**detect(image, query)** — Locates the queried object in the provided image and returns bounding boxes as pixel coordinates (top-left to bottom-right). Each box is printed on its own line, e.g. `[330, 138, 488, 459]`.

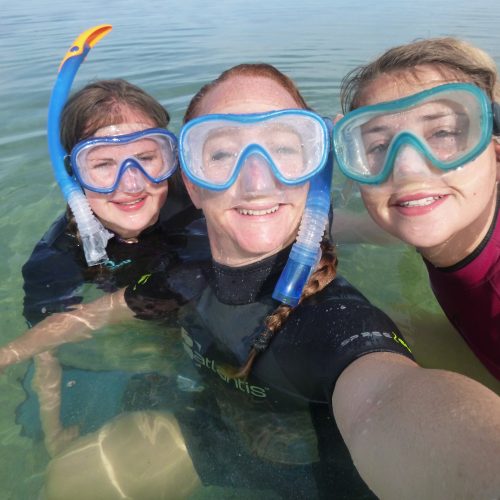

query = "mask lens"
[180, 110, 328, 190]
[334, 83, 491, 184]
[72, 129, 177, 192]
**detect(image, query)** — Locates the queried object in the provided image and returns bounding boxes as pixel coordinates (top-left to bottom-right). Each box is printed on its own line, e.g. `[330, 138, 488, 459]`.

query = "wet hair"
[61, 79, 170, 151]
[184, 63, 310, 123]
[340, 37, 500, 113]
[60, 79, 184, 244]
[184, 63, 337, 378]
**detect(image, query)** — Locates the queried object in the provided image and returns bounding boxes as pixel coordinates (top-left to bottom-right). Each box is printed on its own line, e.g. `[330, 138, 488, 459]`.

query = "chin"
[239, 235, 292, 257]
[396, 228, 449, 249]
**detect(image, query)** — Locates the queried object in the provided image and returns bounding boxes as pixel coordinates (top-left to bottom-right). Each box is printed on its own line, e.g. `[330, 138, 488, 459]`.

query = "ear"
[181, 172, 203, 209]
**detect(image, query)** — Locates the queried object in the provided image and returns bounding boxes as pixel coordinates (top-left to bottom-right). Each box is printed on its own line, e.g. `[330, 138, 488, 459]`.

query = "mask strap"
[493, 102, 500, 135]
[63, 155, 73, 176]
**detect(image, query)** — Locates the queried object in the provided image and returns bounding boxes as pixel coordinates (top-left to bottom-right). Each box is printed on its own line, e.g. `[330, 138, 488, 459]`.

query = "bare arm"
[332, 352, 500, 500]
[32, 351, 80, 456]
[0, 289, 135, 370]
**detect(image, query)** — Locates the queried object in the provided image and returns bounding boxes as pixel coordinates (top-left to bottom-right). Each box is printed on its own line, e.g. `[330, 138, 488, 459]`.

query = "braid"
[233, 239, 338, 379]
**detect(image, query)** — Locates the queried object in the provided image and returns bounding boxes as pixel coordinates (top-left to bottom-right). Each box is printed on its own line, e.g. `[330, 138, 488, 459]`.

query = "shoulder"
[286, 275, 404, 342]
[22, 213, 81, 276]
[39, 213, 74, 248]
[300, 275, 375, 314]
[272, 276, 413, 392]
[425, 196, 500, 280]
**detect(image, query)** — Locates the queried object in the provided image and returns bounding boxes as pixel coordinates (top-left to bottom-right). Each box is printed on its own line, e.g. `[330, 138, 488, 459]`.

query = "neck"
[210, 246, 291, 304]
[419, 184, 499, 267]
[115, 235, 140, 244]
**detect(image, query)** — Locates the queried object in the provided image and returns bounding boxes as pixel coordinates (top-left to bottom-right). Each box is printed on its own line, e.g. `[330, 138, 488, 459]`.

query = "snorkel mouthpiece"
[272, 118, 333, 306]
[47, 24, 113, 265]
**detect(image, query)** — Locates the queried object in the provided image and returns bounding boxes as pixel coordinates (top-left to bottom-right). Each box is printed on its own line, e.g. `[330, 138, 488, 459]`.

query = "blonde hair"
[341, 37, 500, 112]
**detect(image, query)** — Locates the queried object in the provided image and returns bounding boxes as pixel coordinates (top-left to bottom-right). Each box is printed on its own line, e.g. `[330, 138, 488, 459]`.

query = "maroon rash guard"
[424, 197, 500, 379]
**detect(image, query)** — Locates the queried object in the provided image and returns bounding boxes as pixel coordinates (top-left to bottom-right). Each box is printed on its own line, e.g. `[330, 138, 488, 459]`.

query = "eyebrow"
[87, 146, 159, 162]
[204, 127, 241, 142]
[362, 110, 466, 135]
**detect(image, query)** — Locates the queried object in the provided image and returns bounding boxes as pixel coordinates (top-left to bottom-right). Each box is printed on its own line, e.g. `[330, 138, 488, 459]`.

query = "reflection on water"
[0, 0, 499, 497]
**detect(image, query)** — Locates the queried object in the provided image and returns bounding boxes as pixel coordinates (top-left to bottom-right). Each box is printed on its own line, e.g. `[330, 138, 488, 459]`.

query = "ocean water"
[0, 0, 499, 497]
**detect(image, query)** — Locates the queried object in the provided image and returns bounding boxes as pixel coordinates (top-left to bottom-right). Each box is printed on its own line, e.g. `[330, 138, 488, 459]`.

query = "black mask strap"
[493, 102, 500, 136]
[64, 155, 73, 176]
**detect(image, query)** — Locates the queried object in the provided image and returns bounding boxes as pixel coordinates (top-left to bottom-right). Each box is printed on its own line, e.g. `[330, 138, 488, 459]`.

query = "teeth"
[119, 198, 143, 206]
[238, 205, 279, 216]
[399, 196, 443, 208]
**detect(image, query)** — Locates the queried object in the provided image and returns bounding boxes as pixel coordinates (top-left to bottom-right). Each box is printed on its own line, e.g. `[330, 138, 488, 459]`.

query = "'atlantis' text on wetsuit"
[181, 328, 269, 398]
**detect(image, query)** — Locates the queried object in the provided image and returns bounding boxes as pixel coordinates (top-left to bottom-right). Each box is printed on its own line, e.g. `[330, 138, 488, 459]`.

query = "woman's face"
[184, 75, 309, 266]
[356, 65, 500, 265]
[83, 108, 168, 239]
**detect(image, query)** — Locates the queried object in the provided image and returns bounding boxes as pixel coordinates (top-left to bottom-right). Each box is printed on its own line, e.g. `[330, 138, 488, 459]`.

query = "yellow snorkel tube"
[47, 24, 113, 265]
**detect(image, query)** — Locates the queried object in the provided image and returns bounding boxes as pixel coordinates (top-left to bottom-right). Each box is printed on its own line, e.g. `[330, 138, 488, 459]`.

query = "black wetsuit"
[22, 193, 203, 326]
[18, 193, 209, 438]
[125, 247, 414, 499]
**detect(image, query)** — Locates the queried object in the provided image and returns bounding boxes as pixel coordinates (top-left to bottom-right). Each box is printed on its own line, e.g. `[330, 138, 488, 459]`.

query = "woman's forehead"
[359, 65, 465, 106]
[196, 75, 300, 116]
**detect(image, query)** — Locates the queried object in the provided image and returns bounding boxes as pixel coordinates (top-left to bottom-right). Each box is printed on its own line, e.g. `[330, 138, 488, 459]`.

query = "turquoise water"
[1, 0, 500, 497]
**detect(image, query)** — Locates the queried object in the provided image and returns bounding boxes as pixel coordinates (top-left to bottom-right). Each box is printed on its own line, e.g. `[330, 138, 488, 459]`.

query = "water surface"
[1, 0, 499, 497]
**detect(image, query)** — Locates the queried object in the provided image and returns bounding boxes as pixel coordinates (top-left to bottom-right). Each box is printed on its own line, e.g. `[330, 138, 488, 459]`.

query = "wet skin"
[83, 109, 169, 240]
[184, 75, 309, 267]
[356, 66, 500, 266]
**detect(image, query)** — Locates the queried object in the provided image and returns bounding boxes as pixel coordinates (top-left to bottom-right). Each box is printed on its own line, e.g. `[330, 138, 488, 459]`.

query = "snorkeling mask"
[333, 83, 497, 185]
[69, 128, 178, 193]
[179, 110, 332, 306]
[179, 109, 329, 190]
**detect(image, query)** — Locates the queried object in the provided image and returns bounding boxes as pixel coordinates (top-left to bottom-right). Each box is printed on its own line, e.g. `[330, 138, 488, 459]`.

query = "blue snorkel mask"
[47, 25, 114, 265]
[179, 110, 333, 306]
[69, 127, 178, 194]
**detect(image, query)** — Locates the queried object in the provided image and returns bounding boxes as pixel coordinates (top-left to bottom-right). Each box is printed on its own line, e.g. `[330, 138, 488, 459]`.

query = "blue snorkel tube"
[272, 117, 333, 306]
[47, 25, 113, 265]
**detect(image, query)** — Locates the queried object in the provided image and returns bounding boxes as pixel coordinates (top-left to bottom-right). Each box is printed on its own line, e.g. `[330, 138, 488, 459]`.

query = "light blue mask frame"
[333, 83, 494, 185]
[70, 128, 179, 193]
[179, 109, 330, 191]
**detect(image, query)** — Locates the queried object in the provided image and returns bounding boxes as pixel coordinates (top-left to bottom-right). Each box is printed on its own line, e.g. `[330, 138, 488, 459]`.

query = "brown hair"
[184, 63, 337, 378]
[61, 79, 184, 241]
[340, 37, 500, 112]
[61, 79, 170, 151]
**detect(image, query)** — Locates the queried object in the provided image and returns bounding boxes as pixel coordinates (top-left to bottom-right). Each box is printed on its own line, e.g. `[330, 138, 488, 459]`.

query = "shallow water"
[1, 0, 499, 497]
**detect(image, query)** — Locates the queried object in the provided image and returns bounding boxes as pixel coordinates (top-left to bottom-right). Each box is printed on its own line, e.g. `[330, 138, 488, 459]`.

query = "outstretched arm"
[333, 352, 500, 500]
[0, 289, 134, 371]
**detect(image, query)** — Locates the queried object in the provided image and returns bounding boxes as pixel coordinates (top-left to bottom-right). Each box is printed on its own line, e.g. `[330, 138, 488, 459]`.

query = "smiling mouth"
[237, 205, 280, 216]
[114, 197, 145, 206]
[397, 195, 445, 208]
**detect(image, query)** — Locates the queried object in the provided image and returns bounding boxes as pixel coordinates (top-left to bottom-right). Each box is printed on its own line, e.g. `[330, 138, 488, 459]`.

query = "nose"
[237, 153, 278, 195]
[116, 164, 147, 194]
[391, 144, 437, 181]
